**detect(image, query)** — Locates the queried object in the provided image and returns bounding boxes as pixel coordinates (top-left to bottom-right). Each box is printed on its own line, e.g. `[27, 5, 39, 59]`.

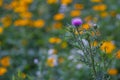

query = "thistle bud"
[71, 18, 83, 27]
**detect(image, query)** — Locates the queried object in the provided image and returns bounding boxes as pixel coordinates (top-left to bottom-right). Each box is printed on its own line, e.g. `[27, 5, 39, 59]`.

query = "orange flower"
[74, 4, 84, 10]
[47, 0, 58, 4]
[108, 68, 118, 76]
[0, 27, 3, 34]
[49, 37, 62, 44]
[70, 10, 81, 17]
[14, 19, 30, 26]
[52, 49, 58, 54]
[110, 11, 117, 17]
[22, 73, 26, 79]
[20, 11, 32, 19]
[90, 0, 102, 3]
[46, 57, 55, 67]
[53, 22, 62, 29]
[54, 13, 65, 21]
[33, 19, 45, 28]
[14, 6, 28, 13]
[0, 0, 3, 7]
[22, 0, 33, 4]
[93, 4, 107, 11]
[10, 1, 18, 9]
[100, 41, 115, 54]
[58, 57, 64, 63]
[84, 16, 93, 22]
[0, 67, 7, 76]
[61, 0, 72, 5]
[116, 50, 120, 59]
[0, 56, 10, 67]
[82, 23, 90, 30]
[100, 12, 109, 18]
[1, 16, 12, 27]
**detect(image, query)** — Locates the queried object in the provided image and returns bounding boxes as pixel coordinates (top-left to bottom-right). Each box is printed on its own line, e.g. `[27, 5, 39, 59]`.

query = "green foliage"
[0, 0, 120, 80]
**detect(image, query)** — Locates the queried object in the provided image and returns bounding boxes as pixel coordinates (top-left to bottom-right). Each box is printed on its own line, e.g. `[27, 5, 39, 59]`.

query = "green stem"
[75, 28, 90, 60]
[76, 28, 97, 79]
[89, 42, 97, 79]
[72, 28, 87, 61]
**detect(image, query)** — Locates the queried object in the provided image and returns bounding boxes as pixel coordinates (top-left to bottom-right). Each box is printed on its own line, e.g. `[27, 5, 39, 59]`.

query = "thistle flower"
[71, 18, 83, 27]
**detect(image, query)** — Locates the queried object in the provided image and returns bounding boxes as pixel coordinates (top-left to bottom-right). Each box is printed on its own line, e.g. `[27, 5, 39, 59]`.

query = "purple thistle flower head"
[71, 18, 83, 27]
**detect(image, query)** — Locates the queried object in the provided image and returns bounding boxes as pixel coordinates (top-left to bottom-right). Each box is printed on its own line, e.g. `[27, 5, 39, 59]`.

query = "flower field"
[0, 0, 120, 80]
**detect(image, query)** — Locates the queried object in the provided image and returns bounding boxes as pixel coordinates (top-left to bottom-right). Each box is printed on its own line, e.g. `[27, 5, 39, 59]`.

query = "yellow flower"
[1, 16, 12, 27]
[14, 19, 30, 26]
[48, 49, 58, 54]
[22, 0, 33, 4]
[74, 4, 84, 10]
[20, 11, 32, 19]
[92, 4, 107, 11]
[10, 1, 19, 9]
[93, 17, 98, 23]
[58, 57, 64, 63]
[46, 27, 52, 32]
[0, 67, 7, 76]
[4, 4, 12, 10]
[0, 56, 10, 67]
[49, 37, 62, 44]
[70, 10, 81, 17]
[91, 41, 98, 47]
[61, 42, 68, 48]
[91, 31, 95, 36]
[14, 6, 28, 13]
[54, 13, 65, 21]
[116, 50, 120, 59]
[74, 28, 83, 35]
[47, 0, 58, 4]
[22, 73, 26, 79]
[108, 68, 118, 76]
[52, 49, 58, 54]
[100, 12, 109, 18]
[53, 22, 62, 29]
[0, 27, 3, 34]
[33, 19, 45, 28]
[93, 30, 100, 36]
[84, 16, 93, 22]
[90, 0, 102, 3]
[61, 0, 72, 5]
[0, 0, 3, 7]
[100, 41, 115, 54]
[46, 58, 55, 67]
[110, 11, 117, 17]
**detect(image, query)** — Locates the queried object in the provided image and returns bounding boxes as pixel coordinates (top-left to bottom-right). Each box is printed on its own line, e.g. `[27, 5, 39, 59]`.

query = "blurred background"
[0, 0, 120, 80]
